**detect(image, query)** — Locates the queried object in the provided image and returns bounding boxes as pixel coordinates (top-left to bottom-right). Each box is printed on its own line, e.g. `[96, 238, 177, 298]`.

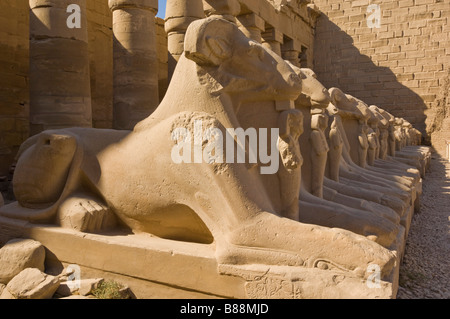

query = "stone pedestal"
[165, 0, 204, 81]
[29, 0, 92, 135]
[0, 216, 397, 299]
[109, 0, 159, 130]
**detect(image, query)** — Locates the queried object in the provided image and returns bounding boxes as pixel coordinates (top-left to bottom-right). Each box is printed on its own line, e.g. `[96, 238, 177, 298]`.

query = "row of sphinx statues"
[0, 17, 430, 294]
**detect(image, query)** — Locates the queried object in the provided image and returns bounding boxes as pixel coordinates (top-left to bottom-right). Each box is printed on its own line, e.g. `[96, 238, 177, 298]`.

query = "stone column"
[165, 0, 204, 81]
[109, 0, 159, 130]
[262, 27, 283, 56]
[29, 0, 92, 135]
[281, 39, 301, 67]
[237, 13, 265, 43]
[203, 0, 241, 22]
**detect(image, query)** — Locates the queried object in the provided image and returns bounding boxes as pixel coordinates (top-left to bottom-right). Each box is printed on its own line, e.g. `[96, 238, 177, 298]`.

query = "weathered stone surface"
[109, 0, 159, 130]
[4, 268, 60, 299]
[0, 239, 45, 284]
[79, 278, 104, 296]
[55, 281, 75, 297]
[117, 286, 134, 299]
[29, 0, 92, 136]
[0, 286, 15, 299]
[56, 278, 104, 297]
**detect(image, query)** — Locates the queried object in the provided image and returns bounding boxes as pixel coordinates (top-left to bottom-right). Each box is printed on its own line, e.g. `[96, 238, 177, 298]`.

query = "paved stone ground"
[397, 155, 450, 299]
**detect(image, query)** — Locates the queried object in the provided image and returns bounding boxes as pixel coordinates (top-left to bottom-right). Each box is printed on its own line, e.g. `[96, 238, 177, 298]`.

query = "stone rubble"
[0, 239, 45, 284]
[56, 278, 104, 297]
[0, 238, 132, 299]
[1, 268, 60, 299]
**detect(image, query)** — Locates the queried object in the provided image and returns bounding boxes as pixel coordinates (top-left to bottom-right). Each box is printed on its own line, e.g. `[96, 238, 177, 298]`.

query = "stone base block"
[0, 216, 397, 299]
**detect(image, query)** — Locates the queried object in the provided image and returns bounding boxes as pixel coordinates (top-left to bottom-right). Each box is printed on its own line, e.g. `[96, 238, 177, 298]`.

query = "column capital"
[262, 28, 284, 44]
[203, 0, 241, 20]
[30, 0, 84, 10]
[237, 13, 265, 31]
[165, 0, 204, 33]
[281, 38, 302, 52]
[165, 0, 204, 20]
[109, 0, 158, 12]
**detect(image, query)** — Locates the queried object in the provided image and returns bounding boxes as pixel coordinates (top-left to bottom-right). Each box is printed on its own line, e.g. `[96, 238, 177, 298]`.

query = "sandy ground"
[396, 155, 450, 299]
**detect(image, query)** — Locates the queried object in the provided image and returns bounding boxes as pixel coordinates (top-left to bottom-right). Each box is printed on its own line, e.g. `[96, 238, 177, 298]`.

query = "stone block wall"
[0, 1, 169, 176]
[237, 0, 319, 69]
[0, 0, 29, 176]
[313, 0, 450, 155]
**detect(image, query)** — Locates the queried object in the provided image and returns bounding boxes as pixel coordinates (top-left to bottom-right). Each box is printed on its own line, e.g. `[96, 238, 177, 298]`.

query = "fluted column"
[29, 0, 92, 135]
[262, 27, 283, 56]
[203, 0, 240, 22]
[165, 0, 204, 81]
[109, 0, 159, 130]
[237, 13, 265, 43]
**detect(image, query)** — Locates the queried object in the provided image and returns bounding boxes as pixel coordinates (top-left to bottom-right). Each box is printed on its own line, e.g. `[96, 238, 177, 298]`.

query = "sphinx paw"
[57, 195, 117, 233]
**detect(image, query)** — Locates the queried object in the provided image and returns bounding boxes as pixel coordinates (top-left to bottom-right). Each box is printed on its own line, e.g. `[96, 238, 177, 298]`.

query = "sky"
[157, 0, 167, 19]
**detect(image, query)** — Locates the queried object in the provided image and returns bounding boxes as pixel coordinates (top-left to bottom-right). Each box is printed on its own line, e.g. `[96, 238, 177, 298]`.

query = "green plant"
[91, 280, 127, 299]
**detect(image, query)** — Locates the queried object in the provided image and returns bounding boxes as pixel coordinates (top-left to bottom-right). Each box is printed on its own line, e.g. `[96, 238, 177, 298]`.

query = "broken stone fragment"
[118, 286, 133, 299]
[3, 268, 60, 299]
[80, 278, 105, 296]
[78, 278, 104, 296]
[0, 239, 45, 284]
[54, 281, 76, 297]
[56, 278, 104, 297]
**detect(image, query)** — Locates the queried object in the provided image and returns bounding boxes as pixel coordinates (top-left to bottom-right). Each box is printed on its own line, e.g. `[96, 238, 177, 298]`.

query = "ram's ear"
[184, 18, 234, 66]
[329, 87, 342, 104]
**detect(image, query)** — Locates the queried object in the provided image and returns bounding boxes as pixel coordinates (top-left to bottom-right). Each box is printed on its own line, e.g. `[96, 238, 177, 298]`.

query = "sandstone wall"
[313, 0, 450, 156]
[0, 1, 169, 176]
[238, 0, 318, 69]
[0, 0, 319, 177]
[0, 1, 29, 176]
